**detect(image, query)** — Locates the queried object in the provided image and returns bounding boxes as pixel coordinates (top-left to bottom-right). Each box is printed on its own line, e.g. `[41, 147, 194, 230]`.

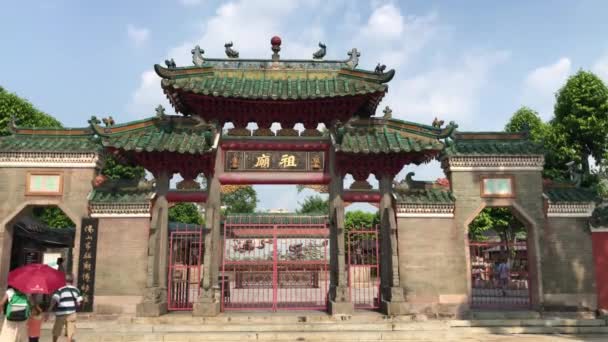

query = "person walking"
[26, 305, 42, 342]
[46, 274, 82, 342]
[56, 258, 65, 274]
[0, 286, 31, 342]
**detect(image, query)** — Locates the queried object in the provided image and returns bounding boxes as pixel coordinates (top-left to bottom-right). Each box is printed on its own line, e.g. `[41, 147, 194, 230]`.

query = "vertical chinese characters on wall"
[77, 218, 99, 312]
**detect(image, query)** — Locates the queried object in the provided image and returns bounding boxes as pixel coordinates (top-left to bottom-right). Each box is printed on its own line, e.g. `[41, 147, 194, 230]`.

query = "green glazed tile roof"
[0, 129, 100, 152]
[544, 187, 597, 203]
[224, 213, 328, 225]
[334, 118, 452, 154]
[394, 189, 455, 204]
[91, 117, 215, 154]
[442, 132, 544, 156]
[161, 75, 386, 100]
[336, 130, 444, 154]
[88, 188, 155, 204]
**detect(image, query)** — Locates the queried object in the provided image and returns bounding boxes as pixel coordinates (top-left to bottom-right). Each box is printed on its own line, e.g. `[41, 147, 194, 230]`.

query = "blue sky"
[2, 1, 608, 212]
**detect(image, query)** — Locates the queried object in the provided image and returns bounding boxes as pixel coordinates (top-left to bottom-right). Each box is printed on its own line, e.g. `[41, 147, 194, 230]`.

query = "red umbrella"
[8, 264, 66, 294]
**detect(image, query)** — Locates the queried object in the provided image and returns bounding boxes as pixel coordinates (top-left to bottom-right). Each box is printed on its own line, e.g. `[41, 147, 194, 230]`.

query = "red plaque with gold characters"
[225, 151, 325, 172]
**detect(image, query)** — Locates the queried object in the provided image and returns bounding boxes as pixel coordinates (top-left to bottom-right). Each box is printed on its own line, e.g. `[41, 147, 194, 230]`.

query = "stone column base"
[192, 301, 221, 316]
[381, 300, 410, 316]
[136, 302, 167, 317]
[329, 300, 355, 315]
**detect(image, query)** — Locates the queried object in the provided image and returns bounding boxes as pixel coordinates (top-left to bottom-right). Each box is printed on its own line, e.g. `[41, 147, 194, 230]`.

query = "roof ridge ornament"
[271, 36, 281, 61]
[165, 58, 176, 69]
[102, 116, 115, 127]
[191, 45, 205, 66]
[225, 41, 239, 58]
[312, 42, 326, 60]
[432, 117, 445, 128]
[155, 104, 166, 118]
[346, 48, 360, 69]
[375, 63, 386, 74]
[382, 106, 392, 119]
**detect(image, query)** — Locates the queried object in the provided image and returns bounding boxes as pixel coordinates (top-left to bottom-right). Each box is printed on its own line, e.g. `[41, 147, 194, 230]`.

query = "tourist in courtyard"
[47, 274, 82, 342]
[0, 286, 31, 342]
[27, 305, 43, 342]
[498, 259, 511, 296]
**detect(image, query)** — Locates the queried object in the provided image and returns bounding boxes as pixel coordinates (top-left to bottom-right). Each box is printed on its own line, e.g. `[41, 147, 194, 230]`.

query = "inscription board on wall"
[77, 218, 99, 312]
[225, 151, 325, 172]
[481, 177, 514, 197]
[26, 173, 63, 195]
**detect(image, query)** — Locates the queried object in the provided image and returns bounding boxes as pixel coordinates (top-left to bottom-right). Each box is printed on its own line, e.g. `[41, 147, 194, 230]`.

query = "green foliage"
[344, 210, 380, 229]
[296, 195, 329, 214]
[101, 156, 145, 181]
[468, 207, 525, 242]
[32, 206, 75, 229]
[221, 186, 258, 214]
[504, 106, 575, 180]
[553, 70, 608, 179]
[168, 203, 204, 225]
[0, 87, 62, 135]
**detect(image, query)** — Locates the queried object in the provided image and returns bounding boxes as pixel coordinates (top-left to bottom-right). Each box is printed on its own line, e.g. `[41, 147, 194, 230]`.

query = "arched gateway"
[0, 37, 602, 318]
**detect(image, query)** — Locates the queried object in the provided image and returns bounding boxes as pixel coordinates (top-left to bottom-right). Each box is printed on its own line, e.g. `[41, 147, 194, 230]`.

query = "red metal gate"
[347, 225, 380, 309]
[470, 241, 530, 309]
[168, 223, 204, 311]
[221, 223, 329, 311]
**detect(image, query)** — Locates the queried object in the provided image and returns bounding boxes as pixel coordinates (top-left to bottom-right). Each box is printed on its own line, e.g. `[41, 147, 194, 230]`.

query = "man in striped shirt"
[47, 274, 82, 342]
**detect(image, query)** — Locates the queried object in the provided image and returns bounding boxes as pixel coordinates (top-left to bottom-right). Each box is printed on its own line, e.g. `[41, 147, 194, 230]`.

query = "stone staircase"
[39, 312, 608, 341]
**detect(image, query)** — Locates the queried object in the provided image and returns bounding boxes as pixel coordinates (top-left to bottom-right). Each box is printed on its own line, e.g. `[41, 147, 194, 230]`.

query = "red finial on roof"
[271, 36, 282, 46]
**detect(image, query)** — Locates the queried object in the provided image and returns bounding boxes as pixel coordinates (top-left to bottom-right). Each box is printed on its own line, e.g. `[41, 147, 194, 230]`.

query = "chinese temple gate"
[0, 36, 605, 318]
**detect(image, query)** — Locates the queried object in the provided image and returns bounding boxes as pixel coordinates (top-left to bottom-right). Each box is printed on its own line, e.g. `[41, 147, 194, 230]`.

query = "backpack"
[5, 290, 30, 321]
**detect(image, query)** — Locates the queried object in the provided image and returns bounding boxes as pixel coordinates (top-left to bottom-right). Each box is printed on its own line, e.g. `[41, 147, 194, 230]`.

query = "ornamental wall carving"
[396, 203, 455, 218]
[442, 155, 544, 172]
[0, 152, 99, 168]
[546, 202, 595, 218]
[89, 202, 152, 218]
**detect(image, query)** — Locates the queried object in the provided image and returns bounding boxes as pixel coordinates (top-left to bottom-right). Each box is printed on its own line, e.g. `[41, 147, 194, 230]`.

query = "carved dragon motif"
[312, 42, 326, 59]
[224, 41, 239, 58]
[191, 45, 205, 66]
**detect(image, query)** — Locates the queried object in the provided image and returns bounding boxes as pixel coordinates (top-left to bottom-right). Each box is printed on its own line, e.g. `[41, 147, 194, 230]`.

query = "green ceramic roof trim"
[89, 116, 215, 154]
[0, 127, 100, 153]
[334, 118, 455, 154]
[394, 189, 455, 204]
[224, 213, 328, 225]
[544, 187, 597, 203]
[442, 131, 544, 156]
[88, 188, 155, 204]
[159, 75, 387, 101]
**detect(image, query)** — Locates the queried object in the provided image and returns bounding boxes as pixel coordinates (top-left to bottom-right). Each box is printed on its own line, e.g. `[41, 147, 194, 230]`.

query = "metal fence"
[221, 223, 330, 311]
[469, 241, 530, 309]
[168, 223, 204, 311]
[347, 225, 380, 309]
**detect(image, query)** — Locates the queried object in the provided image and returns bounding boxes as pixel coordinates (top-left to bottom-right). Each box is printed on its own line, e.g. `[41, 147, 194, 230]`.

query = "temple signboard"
[225, 151, 325, 172]
[77, 218, 99, 312]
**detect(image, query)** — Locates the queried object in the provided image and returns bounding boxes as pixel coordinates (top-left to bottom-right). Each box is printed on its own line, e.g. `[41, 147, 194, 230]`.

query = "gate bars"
[168, 223, 205, 311]
[222, 223, 330, 311]
[347, 225, 380, 309]
[469, 241, 530, 309]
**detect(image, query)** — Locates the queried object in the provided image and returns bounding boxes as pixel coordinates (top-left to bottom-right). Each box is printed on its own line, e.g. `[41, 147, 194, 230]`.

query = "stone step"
[467, 310, 541, 320]
[450, 318, 607, 327]
[41, 327, 608, 342]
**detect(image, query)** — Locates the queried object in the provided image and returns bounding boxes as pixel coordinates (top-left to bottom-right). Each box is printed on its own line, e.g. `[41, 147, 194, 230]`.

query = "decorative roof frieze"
[0, 151, 99, 168]
[89, 202, 152, 218]
[546, 202, 595, 218]
[395, 203, 455, 218]
[442, 155, 544, 172]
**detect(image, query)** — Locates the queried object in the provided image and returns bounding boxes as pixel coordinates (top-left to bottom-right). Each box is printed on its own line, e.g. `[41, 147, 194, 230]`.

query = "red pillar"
[592, 231, 608, 311]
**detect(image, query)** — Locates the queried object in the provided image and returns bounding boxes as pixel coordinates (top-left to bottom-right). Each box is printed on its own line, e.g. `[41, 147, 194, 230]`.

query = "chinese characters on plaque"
[77, 218, 98, 312]
[226, 151, 324, 172]
[481, 177, 514, 197]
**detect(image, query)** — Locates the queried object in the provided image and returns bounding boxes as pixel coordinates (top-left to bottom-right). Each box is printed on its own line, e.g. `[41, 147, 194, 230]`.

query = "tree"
[504, 106, 574, 180]
[553, 70, 608, 181]
[101, 155, 145, 181]
[0, 86, 62, 135]
[296, 195, 329, 214]
[168, 203, 204, 225]
[32, 206, 75, 229]
[221, 186, 257, 214]
[344, 210, 380, 230]
[468, 207, 526, 244]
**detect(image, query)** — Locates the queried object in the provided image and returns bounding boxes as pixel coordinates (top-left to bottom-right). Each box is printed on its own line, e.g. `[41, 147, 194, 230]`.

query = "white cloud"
[383, 50, 510, 125]
[522, 57, 572, 119]
[126, 70, 173, 118]
[593, 53, 608, 82]
[178, 0, 203, 6]
[127, 24, 150, 47]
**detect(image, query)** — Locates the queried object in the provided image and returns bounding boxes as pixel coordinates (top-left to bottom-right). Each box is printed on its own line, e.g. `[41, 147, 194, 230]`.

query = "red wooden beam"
[343, 190, 381, 203]
[219, 172, 331, 185]
[220, 141, 330, 151]
[166, 191, 208, 203]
